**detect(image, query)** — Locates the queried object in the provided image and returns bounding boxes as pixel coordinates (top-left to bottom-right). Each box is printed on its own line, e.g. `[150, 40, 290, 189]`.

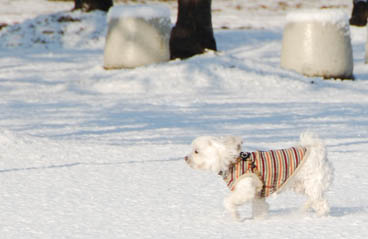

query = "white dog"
[184, 132, 333, 220]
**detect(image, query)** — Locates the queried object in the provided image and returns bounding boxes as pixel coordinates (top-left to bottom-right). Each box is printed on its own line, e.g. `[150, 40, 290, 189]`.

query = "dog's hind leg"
[312, 198, 329, 216]
[223, 175, 263, 221]
[302, 193, 329, 216]
[299, 132, 333, 216]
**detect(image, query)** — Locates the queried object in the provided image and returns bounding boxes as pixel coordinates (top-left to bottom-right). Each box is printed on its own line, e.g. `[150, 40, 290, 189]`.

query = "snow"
[0, 0, 368, 238]
[0, 10, 107, 49]
[0, 0, 70, 24]
[286, 9, 349, 26]
[107, 4, 171, 22]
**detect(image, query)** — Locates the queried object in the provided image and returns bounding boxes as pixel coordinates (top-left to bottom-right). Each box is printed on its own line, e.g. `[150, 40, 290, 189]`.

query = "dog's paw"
[252, 213, 268, 220]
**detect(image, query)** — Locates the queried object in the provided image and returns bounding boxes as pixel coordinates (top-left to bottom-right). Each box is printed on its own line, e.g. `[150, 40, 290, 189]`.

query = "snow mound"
[0, 10, 107, 49]
[107, 4, 171, 22]
[286, 9, 349, 30]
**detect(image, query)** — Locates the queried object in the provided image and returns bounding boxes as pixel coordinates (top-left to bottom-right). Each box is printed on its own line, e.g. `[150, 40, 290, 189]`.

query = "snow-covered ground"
[0, 0, 367, 238]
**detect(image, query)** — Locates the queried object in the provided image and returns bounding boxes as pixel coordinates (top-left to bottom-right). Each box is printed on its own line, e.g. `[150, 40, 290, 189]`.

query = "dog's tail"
[299, 131, 332, 176]
[300, 131, 324, 148]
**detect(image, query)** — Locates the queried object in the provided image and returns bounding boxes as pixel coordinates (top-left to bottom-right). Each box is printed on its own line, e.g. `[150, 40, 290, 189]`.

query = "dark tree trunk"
[350, 0, 368, 26]
[170, 0, 217, 59]
[73, 0, 113, 12]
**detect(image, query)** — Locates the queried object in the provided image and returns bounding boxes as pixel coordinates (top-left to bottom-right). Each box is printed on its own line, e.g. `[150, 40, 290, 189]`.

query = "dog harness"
[222, 147, 308, 197]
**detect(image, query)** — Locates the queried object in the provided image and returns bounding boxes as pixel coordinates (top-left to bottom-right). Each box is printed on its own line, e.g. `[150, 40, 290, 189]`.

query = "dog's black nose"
[184, 156, 188, 161]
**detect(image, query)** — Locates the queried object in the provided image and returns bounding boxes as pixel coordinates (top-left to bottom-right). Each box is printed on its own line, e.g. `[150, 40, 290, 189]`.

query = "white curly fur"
[184, 132, 333, 221]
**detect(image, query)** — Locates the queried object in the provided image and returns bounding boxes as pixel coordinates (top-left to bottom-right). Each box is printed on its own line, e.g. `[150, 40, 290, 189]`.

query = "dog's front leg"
[252, 197, 269, 219]
[223, 176, 261, 221]
[223, 195, 241, 221]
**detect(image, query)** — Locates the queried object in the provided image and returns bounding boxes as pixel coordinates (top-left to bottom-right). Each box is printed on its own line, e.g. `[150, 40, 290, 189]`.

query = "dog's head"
[184, 136, 243, 173]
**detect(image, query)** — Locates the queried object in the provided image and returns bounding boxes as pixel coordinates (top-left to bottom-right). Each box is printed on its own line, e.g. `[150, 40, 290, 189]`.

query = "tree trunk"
[169, 0, 217, 59]
[350, 0, 368, 26]
[73, 0, 113, 12]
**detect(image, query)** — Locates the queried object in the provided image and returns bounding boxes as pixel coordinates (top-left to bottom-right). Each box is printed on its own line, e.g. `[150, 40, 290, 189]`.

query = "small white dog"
[184, 132, 333, 220]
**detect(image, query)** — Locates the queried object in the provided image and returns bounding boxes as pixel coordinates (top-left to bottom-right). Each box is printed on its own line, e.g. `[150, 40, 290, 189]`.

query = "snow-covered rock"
[103, 4, 171, 69]
[281, 9, 353, 79]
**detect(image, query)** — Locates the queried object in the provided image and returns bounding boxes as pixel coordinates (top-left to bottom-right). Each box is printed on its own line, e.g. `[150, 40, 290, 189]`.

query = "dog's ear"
[207, 139, 212, 146]
[222, 136, 243, 152]
[222, 136, 242, 145]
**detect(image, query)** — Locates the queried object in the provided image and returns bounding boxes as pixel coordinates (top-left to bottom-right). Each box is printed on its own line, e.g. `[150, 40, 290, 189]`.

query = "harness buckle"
[240, 152, 251, 160]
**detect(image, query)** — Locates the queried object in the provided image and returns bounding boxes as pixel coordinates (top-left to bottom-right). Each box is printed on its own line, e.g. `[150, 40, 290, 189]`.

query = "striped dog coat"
[222, 147, 308, 197]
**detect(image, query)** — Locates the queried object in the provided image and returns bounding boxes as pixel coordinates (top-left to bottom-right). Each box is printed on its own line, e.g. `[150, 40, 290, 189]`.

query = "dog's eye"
[194, 150, 199, 154]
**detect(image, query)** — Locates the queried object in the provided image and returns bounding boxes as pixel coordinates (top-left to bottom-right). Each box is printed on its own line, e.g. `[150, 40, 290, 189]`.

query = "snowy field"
[0, 0, 368, 238]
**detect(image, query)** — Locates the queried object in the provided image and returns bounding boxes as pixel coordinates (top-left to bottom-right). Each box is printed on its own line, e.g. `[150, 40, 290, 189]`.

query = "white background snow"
[0, 0, 367, 238]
